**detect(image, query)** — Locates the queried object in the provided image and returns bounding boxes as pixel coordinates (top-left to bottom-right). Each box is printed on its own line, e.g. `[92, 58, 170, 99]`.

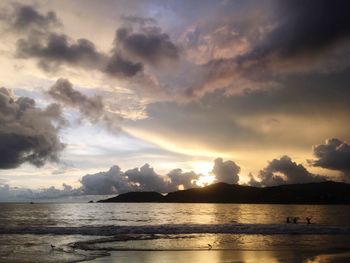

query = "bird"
[208, 244, 212, 250]
[50, 244, 56, 249]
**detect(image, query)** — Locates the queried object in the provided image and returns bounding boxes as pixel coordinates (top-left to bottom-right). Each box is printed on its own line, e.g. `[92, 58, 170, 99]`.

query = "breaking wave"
[1, 224, 350, 236]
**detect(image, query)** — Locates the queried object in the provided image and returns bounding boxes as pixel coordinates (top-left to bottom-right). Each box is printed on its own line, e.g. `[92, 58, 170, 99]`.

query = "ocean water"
[0, 203, 350, 262]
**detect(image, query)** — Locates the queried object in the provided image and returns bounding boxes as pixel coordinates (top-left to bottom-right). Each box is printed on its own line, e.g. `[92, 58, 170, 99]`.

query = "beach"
[1, 203, 350, 263]
[86, 251, 350, 263]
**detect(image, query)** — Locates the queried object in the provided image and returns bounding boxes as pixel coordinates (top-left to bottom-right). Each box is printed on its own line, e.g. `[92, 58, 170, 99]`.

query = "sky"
[0, 0, 350, 201]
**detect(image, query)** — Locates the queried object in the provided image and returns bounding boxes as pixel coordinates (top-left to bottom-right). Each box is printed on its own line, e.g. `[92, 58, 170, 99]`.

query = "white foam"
[1, 224, 350, 236]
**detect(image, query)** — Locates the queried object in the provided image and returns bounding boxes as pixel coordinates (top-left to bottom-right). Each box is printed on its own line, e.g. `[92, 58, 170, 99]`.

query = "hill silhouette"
[98, 181, 350, 204]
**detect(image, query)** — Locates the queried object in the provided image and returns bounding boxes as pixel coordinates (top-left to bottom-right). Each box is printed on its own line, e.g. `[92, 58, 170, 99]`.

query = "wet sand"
[0, 234, 108, 263]
[85, 250, 350, 263]
[2, 233, 350, 263]
[78, 233, 350, 263]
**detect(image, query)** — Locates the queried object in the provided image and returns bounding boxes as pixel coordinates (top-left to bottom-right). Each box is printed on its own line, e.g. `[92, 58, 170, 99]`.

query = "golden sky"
[0, 0, 350, 200]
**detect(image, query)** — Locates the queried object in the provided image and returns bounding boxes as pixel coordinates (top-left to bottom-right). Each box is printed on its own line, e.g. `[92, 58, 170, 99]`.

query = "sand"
[85, 250, 350, 263]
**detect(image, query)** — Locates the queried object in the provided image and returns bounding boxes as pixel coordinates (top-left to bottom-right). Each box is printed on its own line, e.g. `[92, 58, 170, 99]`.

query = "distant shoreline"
[98, 181, 350, 204]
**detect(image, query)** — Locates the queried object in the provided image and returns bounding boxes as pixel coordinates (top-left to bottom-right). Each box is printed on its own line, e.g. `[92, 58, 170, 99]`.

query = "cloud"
[80, 157, 243, 195]
[48, 78, 122, 131]
[1, 3, 60, 33]
[183, 0, 350, 98]
[310, 138, 350, 180]
[80, 166, 127, 195]
[80, 163, 202, 195]
[0, 183, 81, 201]
[247, 173, 261, 188]
[127, 98, 259, 150]
[124, 164, 169, 192]
[269, 0, 350, 58]
[249, 156, 326, 187]
[7, 4, 143, 78]
[132, 64, 350, 152]
[167, 169, 200, 191]
[212, 158, 240, 184]
[115, 24, 179, 65]
[48, 78, 104, 121]
[11, 5, 177, 78]
[0, 87, 65, 169]
[105, 53, 143, 77]
[16, 32, 107, 72]
[80, 165, 162, 195]
[121, 15, 157, 27]
[237, 0, 350, 67]
[16, 31, 144, 77]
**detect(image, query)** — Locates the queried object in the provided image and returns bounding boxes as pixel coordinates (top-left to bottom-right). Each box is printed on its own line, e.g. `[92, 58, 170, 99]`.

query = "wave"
[1, 224, 350, 236]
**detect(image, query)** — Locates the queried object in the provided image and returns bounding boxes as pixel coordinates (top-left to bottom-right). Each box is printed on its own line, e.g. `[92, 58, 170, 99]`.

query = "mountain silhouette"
[98, 181, 350, 204]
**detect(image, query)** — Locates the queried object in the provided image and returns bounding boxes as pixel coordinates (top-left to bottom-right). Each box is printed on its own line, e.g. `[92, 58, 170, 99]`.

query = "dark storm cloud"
[272, 0, 350, 57]
[249, 156, 326, 187]
[187, 0, 350, 98]
[189, 0, 350, 99]
[115, 24, 179, 65]
[239, 0, 350, 64]
[0, 87, 65, 169]
[212, 158, 240, 184]
[1, 3, 60, 32]
[310, 138, 350, 178]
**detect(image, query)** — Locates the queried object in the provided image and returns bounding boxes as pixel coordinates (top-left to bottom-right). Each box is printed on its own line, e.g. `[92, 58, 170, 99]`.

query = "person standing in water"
[306, 217, 312, 224]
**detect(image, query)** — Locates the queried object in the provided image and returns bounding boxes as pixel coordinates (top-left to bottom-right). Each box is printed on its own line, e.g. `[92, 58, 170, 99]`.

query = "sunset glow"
[0, 0, 349, 198]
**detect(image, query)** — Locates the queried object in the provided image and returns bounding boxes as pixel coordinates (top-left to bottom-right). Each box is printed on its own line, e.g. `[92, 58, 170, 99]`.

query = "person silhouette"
[306, 217, 312, 224]
[286, 217, 291, 224]
[293, 217, 299, 224]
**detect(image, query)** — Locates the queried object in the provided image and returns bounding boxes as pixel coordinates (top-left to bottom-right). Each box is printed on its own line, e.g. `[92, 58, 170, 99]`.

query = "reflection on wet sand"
[78, 234, 350, 263]
[86, 250, 281, 263]
[87, 250, 350, 263]
[306, 253, 350, 263]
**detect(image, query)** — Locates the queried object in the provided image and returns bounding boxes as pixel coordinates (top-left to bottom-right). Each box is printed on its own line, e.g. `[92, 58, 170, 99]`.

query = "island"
[98, 181, 350, 204]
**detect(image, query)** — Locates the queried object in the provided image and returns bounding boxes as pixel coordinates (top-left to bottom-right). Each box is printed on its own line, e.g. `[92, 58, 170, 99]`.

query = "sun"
[189, 161, 216, 187]
[196, 175, 216, 187]
[191, 161, 213, 175]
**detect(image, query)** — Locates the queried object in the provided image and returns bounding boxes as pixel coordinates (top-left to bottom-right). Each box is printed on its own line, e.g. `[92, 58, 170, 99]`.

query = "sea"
[0, 203, 350, 263]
